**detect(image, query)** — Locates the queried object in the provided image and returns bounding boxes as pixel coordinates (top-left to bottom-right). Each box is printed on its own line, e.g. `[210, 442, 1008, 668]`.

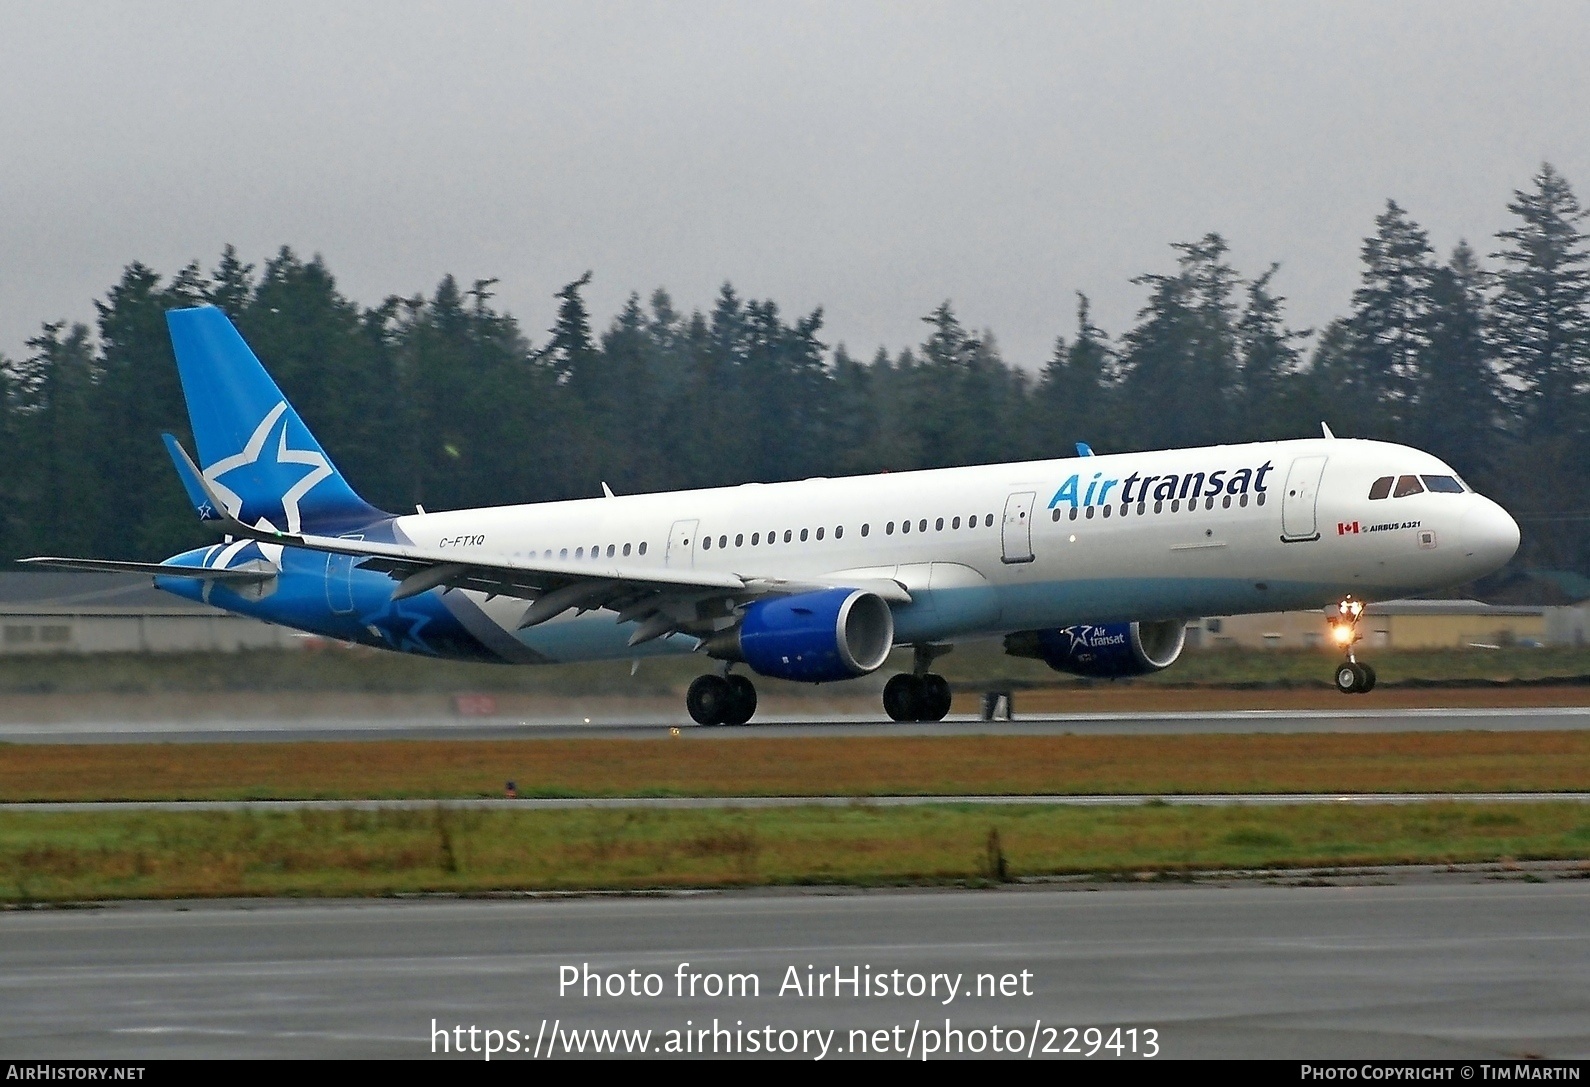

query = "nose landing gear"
[1329, 596, 1377, 695]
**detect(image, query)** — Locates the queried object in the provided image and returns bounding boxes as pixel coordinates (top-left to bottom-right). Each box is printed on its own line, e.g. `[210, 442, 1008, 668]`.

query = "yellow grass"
[2, 731, 1589, 801]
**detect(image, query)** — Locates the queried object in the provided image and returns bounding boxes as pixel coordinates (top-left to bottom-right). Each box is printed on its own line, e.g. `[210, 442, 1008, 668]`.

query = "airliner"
[25, 306, 1521, 724]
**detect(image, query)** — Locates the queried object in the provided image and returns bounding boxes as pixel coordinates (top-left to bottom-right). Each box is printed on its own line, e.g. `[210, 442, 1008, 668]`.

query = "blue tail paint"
[165, 306, 386, 533]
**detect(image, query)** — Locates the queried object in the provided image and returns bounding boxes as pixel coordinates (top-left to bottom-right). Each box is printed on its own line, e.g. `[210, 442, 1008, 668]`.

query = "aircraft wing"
[159, 437, 906, 645]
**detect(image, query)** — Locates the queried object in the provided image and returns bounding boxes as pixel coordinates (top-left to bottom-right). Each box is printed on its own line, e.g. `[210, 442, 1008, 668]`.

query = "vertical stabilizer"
[165, 306, 385, 533]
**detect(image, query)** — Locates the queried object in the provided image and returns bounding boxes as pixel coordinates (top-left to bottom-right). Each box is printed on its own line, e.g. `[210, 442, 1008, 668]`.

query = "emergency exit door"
[1001, 492, 1035, 564]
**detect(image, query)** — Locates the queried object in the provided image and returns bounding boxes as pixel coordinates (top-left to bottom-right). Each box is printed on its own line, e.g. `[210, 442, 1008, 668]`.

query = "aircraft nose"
[1460, 497, 1520, 574]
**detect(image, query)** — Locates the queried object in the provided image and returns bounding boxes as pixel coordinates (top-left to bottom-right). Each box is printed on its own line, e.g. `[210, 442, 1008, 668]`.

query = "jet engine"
[1004, 619, 1186, 678]
[704, 587, 895, 683]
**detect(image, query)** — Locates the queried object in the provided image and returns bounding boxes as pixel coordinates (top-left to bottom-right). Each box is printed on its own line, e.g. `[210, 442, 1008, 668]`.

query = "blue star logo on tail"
[203, 402, 332, 534]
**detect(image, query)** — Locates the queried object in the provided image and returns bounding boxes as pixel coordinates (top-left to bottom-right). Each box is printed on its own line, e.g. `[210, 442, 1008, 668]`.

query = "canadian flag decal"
[1337, 521, 1360, 535]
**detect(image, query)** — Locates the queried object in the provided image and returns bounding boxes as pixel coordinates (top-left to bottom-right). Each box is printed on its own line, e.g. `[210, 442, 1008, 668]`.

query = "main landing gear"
[882, 644, 954, 723]
[1329, 596, 1377, 695]
[686, 672, 758, 726]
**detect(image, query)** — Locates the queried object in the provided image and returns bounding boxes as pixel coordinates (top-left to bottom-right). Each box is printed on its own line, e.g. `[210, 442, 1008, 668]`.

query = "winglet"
[164, 434, 296, 543]
[1321, 422, 1336, 439]
[162, 433, 226, 523]
[1075, 442, 1094, 457]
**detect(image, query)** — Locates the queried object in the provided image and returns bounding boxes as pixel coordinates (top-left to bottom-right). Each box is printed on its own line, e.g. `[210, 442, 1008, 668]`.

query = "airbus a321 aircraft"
[27, 306, 1521, 725]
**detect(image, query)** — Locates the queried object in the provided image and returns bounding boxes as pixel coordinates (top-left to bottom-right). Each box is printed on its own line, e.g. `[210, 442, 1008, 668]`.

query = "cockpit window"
[1393, 474, 1425, 498]
[1421, 474, 1464, 493]
[1368, 476, 1393, 500]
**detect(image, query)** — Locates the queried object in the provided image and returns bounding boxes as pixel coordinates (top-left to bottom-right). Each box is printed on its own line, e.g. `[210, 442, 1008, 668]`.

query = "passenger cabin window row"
[1368, 474, 1464, 500]
[539, 541, 649, 561]
[696, 514, 997, 550]
[1051, 491, 1265, 522]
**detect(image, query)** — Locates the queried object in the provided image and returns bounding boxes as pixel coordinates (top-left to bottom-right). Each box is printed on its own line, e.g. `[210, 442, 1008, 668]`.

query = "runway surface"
[4, 705, 1589, 744]
[9, 792, 1590, 813]
[2, 878, 1587, 1059]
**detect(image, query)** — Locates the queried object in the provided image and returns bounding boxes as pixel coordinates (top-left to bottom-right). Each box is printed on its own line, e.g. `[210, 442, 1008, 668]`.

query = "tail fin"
[165, 305, 386, 533]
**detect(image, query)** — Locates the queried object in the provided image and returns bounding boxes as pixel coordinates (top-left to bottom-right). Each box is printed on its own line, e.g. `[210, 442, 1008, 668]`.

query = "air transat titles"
[1048, 459, 1277, 510]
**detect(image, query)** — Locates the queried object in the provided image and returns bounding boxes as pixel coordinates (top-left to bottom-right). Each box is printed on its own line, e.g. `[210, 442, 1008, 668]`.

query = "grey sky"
[3, 1, 1587, 368]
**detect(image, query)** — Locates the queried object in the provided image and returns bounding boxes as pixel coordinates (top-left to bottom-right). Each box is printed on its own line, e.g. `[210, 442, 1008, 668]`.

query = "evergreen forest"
[6, 164, 1589, 580]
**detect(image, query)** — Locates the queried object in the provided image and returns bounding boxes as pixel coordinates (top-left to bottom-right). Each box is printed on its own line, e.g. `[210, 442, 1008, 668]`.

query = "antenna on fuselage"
[1320, 422, 1336, 439]
[601, 482, 616, 498]
[1075, 442, 1095, 457]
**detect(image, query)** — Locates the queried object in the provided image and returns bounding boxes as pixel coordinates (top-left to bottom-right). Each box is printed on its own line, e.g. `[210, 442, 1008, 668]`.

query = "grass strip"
[3, 802, 1588, 903]
[4, 732, 1590, 802]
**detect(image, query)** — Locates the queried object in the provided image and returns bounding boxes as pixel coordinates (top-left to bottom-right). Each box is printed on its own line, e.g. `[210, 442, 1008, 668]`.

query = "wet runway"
[3, 705, 1588, 744]
[3, 878, 1587, 1059]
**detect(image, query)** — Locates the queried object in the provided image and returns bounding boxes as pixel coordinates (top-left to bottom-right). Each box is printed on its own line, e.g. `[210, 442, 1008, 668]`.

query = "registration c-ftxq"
[28, 307, 1522, 724]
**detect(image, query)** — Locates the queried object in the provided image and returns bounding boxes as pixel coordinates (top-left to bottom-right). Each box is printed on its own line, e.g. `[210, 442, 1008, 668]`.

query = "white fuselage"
[387, 437, 1520, 663]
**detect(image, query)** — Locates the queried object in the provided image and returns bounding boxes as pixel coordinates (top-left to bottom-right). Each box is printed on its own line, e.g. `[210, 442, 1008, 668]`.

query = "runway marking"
[7, 792, 1590, 813]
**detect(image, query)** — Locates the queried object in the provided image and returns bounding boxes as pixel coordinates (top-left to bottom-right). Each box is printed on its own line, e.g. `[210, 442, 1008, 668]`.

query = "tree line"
[4, 164, 1588, 575]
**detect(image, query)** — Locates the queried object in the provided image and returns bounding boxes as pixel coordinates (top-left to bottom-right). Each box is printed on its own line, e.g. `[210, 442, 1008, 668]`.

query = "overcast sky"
[3, 1, 1587, 368]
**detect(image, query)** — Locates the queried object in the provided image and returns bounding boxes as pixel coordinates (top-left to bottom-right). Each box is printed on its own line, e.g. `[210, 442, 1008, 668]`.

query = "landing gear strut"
[687, 673, 758, 726]
[1329, 596, 1377, 695]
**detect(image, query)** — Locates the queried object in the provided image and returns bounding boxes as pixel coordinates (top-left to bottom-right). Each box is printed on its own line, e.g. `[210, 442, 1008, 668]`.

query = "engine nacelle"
[1005, 619, 1186, 678]
[705, 588, 895, 683]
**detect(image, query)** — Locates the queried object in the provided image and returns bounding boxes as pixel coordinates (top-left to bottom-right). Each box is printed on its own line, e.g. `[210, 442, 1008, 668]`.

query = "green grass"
[3, 802, 1587, 903]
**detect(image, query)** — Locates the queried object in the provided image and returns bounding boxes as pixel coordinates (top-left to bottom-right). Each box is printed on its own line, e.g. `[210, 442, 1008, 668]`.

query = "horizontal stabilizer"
[18, 556, 273, 582]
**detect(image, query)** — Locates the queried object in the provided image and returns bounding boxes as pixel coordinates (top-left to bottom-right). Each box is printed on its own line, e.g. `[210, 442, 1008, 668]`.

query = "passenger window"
[953, 516, 962, 529]
[607, 544, 616, 557]
[752, 532, 760, 545]
[886, 522, 894, 535]
[783, 530, 792, 543]
[835, 526, 843, 539]
[1368, 476, 1393, 500]
[622, 543, 631, 556]
[1069, 508, 1078, 521]
[576, 547, 584, 558]
[919, 519, 927, 532]
[985, 514, 994, 527]
[735, 534, 743, 547]
[935, 517, 944, 531]
[1393, 475, 1425, 498]
[1421, 475, 1464, 493]
[638, 542, 647, 556]
[815, 527, 824, 540]
[1051, 509, 1061, 522]
[861, 524, 869, 537]
[799, 529, 808, 542]
[719, 535, 727, 549]
[1085, 507, 1095, 519]
[702, 538, 711, 551]
[902, 520, 911, 534]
